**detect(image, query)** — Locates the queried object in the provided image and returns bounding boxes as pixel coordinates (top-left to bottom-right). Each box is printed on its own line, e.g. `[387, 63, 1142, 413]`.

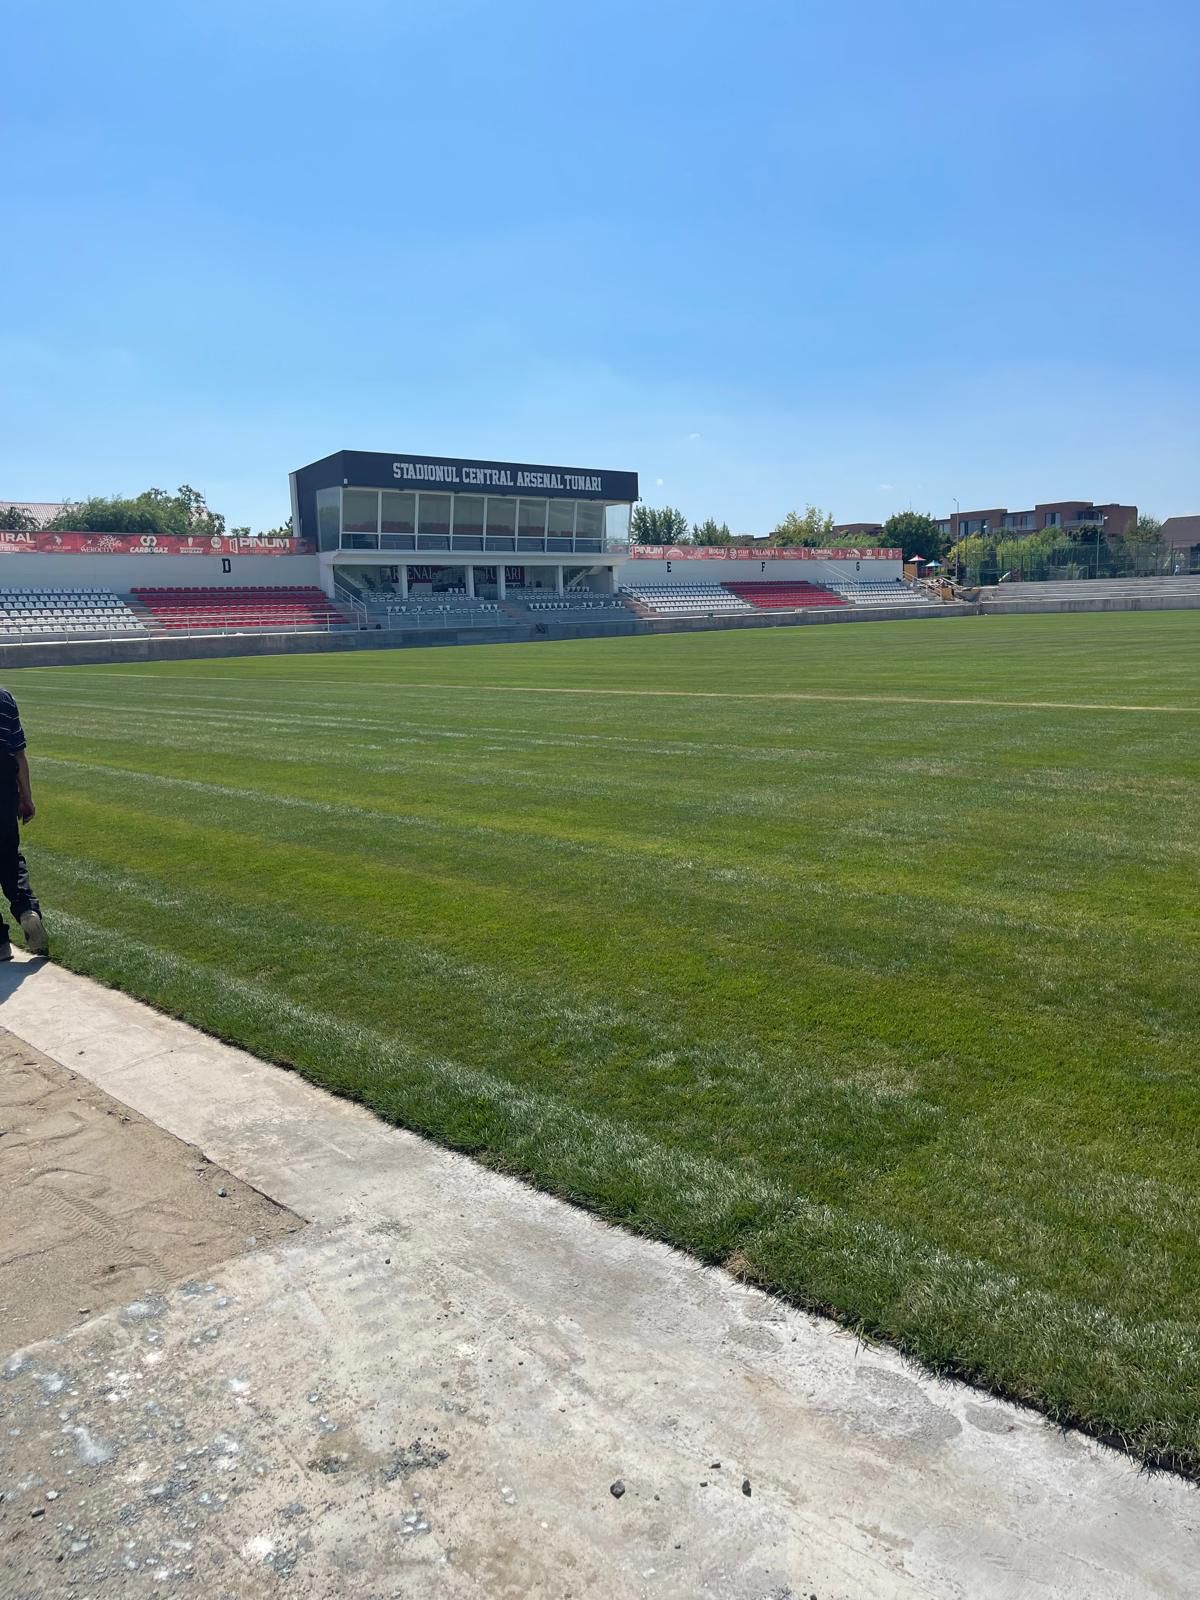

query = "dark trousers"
[0, 802, 39, 941]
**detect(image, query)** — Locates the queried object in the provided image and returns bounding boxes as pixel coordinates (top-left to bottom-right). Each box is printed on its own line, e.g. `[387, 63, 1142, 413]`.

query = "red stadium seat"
[722, 582, 846, 610]
[131, 586, 349, 630]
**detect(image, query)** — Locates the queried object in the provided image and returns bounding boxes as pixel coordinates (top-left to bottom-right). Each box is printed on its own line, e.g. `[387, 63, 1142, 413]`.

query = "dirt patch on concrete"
[0, 1028, 299, 1350]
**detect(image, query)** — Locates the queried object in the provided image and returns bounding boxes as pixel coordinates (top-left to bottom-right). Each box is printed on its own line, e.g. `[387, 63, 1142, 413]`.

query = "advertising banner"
[0, 530, 313, 557]
[629, 545, 902, 561]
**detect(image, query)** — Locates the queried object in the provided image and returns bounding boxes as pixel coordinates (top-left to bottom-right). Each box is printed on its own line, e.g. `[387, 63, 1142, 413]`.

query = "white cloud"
[655, 477, 664, 487]
[687, 432, 702, 441]
[878, 482, 894, 491]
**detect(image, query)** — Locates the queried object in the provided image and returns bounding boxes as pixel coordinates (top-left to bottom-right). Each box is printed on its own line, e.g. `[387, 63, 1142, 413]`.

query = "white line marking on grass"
[18, 668, 1197, 713]
[368, 684, 1199, 715]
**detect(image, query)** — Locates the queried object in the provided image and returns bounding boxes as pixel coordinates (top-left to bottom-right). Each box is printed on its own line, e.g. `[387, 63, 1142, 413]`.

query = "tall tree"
[1126, 514, 1163, 546]
[630, 505, 656, 545]
[882, 510, 947, 563]
[771, 506, 835, 546]
[692, 517, 732, 545]
[630, 504, 691, 545]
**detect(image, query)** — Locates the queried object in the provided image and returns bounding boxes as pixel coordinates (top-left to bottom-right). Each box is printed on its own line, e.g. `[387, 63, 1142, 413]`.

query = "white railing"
[378, 603, 507, 630]
[333, 578, 371, 629]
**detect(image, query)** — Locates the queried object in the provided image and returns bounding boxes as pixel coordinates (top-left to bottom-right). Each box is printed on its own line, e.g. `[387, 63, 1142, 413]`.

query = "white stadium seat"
[620, 584, 756, 615]
[0, 587, 148, 638]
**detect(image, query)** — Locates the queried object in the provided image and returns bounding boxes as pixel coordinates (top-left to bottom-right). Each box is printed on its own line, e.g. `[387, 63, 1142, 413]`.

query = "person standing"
[0, 686, 48, 959]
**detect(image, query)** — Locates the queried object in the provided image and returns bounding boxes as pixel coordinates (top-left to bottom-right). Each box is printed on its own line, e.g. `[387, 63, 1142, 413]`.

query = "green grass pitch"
[8, 610, 1199, 1472]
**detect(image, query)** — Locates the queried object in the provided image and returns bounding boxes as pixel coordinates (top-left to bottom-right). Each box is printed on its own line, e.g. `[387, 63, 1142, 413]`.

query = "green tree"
[630, 504, 691, 545]
[692, 517, 732, 545]
[771, 505, 835, 546]
[1127, 514, 1163, 546]
[0, 505, 40, 531]
[47, 485, 227, 537]
[881, 510, 947, 563]
[630, 505, 656, 544]
[944, 533, 991, 581]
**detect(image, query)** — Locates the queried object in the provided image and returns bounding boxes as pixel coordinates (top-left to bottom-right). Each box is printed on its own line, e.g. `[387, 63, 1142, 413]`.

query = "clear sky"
[3, 0, 1198, 532]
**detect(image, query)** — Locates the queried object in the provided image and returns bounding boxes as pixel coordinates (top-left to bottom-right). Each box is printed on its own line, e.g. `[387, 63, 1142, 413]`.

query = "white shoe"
[19, 910, 48, 956]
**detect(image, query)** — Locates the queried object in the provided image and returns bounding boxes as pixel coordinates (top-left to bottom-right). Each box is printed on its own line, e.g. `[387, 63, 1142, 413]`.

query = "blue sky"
[3, 0, 1198, 531]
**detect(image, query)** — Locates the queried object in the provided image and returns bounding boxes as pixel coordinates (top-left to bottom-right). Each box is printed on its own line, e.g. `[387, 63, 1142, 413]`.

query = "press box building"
[291, 450, 639, 600]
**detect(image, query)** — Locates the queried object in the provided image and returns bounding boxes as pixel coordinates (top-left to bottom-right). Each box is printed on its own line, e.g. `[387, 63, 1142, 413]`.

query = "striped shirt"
[0, 688, 26, 759]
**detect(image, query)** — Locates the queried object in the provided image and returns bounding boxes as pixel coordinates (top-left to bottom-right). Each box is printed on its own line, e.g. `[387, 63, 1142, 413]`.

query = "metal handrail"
[332, 579, 370, 629]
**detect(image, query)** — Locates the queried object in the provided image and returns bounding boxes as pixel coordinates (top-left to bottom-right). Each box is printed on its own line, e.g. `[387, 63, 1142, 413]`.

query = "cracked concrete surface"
[0, 951, 1196, 1599]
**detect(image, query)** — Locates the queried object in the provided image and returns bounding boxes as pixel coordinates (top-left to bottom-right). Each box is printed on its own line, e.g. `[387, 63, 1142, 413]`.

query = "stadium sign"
[393, 461, 604, 494]
[326, 451, 638, 503]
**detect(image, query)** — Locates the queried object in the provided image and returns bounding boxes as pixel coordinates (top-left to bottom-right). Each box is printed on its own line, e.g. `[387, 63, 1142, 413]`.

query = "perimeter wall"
[0, 554, 321, 589]
[617, 548, 904, 586]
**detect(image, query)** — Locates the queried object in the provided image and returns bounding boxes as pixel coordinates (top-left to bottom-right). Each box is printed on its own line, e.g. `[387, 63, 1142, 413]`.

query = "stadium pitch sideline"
[0, 950, 1194, 1599]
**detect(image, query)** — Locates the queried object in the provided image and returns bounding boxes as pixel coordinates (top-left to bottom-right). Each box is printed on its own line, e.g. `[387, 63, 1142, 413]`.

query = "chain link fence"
[948, 539, 1198, 588]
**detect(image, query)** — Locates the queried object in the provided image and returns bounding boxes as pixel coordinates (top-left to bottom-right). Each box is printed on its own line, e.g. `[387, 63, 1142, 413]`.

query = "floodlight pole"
[953, 498, 960, 582]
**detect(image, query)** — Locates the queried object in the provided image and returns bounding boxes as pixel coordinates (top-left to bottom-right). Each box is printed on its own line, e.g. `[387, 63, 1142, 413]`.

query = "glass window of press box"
[381, 491, 416, 546]
[315, 488, 341, 551]
[418, 494, 452, 547]
[577, 502, 605, 545]
[485, 497, 516, 549]
[319, 488, 615, 552]
[452, 496, 485, 549]
[547, 500, 575, 548]
[517, 499, 548, 550]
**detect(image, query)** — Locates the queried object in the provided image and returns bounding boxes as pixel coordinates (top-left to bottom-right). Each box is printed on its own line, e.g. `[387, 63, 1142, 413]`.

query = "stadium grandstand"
[617, 543, 913, 616]
[0, 455, 926, 656]
[620, 579, 935, 616]
[974, 575, 1200, 605]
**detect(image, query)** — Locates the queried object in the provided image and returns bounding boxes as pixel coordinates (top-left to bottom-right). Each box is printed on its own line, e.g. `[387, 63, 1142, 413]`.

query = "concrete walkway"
[0, 952, 1195, 1599]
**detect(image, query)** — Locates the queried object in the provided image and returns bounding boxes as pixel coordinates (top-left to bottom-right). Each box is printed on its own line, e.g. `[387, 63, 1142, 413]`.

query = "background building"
[0, 501, 66, 525]
[1160, 516, 1200, 560]
[933, 501, 1137, 541]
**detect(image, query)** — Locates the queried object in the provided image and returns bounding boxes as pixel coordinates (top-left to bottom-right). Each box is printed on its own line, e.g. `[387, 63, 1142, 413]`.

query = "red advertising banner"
[629, 544, 901, 561]
[0, 530, 314, 557]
